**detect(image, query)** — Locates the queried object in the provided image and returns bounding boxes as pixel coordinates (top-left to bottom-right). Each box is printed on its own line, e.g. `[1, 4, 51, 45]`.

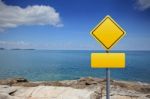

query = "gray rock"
[0, 78, 28, 85]
[0, 77, 149, 99]
[0, 85, 17, 94]
[0, 93, 19, 99]
[146, 94, 150, 98]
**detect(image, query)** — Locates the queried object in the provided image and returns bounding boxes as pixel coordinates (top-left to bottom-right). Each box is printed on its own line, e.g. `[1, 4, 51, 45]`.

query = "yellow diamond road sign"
[91, 15, 126, 50]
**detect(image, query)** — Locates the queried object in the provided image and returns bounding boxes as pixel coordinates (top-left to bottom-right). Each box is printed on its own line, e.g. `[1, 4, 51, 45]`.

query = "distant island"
[0, 48, 5, 50]
[0, 48, 36, 50]
[11, 48, 35, 50]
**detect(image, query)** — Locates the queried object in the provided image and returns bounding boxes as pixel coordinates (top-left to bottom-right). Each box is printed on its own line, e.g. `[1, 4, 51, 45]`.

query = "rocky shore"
[0, 77, 149, 99]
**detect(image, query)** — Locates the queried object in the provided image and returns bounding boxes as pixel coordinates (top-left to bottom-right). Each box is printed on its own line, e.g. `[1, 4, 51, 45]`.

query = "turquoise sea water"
[0, 50, 150, 83]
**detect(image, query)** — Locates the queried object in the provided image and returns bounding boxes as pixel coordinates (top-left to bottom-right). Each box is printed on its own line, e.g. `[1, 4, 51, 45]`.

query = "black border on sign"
[91, 17, 125, 50]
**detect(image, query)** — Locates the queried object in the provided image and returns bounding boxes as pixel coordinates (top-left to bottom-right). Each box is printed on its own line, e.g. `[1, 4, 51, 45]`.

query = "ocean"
[0, 50, 150, 83]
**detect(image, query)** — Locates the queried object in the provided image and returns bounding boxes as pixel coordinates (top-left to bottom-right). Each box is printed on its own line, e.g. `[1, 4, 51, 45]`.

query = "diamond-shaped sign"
[91, 15, 126, 50]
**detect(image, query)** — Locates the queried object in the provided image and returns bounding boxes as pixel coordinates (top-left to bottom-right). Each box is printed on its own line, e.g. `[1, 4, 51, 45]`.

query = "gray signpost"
[106, 68, 110, 99]
[90, 15, 126, 99]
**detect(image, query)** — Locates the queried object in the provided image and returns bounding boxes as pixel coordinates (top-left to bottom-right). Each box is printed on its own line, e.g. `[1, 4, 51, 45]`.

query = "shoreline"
[0, 77, 150, 99]
[1, 76, 150, 85]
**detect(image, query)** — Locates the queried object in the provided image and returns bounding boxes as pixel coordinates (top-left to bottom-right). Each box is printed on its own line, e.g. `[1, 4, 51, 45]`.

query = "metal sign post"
[106, 50, 110, 99]
[106, 68, 110, 99]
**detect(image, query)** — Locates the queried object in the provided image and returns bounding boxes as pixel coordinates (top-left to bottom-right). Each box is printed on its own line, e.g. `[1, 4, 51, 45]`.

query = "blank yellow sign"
[91, 53, 125, 68]
[91, 15, 126, 50]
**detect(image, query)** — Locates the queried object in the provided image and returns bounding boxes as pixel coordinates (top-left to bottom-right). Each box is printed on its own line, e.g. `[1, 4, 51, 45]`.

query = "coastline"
[0, 77, 149, 99]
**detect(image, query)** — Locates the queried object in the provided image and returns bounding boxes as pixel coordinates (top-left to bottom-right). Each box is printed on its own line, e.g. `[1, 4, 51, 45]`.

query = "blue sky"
[0, 0, 150, 50]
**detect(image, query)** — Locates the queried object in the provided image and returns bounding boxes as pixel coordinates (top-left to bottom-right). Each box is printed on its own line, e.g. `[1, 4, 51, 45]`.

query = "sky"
[0, 0, 150, 50]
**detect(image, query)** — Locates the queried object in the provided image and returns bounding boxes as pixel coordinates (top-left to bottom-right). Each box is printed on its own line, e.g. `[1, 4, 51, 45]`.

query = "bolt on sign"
[90, 15, 126, 68]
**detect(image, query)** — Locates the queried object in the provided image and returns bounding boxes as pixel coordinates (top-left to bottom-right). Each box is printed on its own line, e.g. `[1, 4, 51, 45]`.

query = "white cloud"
[136, 0, 150, 10]
[0, 0, 63, 31]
